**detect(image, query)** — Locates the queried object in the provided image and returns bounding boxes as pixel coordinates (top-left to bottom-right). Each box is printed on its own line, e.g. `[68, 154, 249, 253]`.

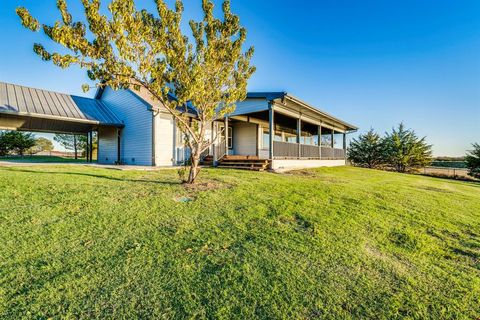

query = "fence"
[421, 166, 471, 180]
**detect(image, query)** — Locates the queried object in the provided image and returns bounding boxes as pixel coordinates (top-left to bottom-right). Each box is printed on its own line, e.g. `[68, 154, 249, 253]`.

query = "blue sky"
[0, 0, 479, 156]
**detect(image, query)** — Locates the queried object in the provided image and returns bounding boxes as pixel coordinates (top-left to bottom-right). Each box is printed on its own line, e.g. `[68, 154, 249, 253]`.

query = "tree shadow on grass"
[0, 167, 181, 186]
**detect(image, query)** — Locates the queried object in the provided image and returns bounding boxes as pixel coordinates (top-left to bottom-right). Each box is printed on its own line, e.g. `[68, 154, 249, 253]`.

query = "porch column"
[297, 117, 301, 158]
[210, 121, 215, 158]
[331, 127, 335, 148]
[343, 132, 347, 160]
[268, 102, 274, 160]
[318, 124, 322, 159]
[224, 117, 229, 156]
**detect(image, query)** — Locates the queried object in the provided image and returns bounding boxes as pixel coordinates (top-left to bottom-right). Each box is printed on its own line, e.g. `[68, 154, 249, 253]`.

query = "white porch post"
[224, 117, 229, 156]
[210, 121, 215, 157]
[268, 102, 274, 160]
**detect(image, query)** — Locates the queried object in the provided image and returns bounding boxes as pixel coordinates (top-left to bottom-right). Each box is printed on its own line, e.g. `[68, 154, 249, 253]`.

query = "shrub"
[465, 143, 480, 179]
[382, 123, 432, 172]
[347, 129, 384, 168]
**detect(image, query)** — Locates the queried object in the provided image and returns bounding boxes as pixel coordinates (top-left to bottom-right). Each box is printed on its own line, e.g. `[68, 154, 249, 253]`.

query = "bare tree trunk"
[187, 143, 204, 184]
[73, 135, 78, 160]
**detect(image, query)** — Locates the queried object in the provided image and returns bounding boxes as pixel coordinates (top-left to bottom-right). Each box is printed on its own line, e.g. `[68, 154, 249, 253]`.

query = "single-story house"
[0, 81, 357, 170]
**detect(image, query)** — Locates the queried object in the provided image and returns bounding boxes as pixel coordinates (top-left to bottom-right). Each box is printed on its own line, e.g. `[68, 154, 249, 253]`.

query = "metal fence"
[421, 166, 471, 179]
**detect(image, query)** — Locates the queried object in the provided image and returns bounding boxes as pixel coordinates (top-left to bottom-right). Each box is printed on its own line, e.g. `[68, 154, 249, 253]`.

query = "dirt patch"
[283, 169, 317, 177]
[182, 179, 229, 192]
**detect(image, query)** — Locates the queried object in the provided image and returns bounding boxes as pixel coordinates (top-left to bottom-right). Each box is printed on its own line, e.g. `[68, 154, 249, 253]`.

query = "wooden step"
[222, 155, 260, 160]
[217, 165, 265, 171]
[219, 161, 268, 166]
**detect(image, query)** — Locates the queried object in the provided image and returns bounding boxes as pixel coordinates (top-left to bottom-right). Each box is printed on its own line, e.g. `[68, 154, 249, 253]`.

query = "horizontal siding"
[229, 98, 268, 116]
[98, 126, 118, 164]
[100, 87, 153, 165]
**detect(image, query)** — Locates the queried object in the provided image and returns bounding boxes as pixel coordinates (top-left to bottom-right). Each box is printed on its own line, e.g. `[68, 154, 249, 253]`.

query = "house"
[0, 81, 357, 170]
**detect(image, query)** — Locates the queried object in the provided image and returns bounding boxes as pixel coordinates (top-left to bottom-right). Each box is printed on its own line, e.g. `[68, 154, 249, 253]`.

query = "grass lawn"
[0, 165, 479, 319]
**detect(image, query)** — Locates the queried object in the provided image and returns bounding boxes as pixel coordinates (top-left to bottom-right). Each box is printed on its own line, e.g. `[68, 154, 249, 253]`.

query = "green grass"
[0, 155, 86, 163]
[0, 165, 479, 319]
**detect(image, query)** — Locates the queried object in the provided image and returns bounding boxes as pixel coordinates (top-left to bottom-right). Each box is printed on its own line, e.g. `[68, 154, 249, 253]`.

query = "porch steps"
[217, 156, 270, 171]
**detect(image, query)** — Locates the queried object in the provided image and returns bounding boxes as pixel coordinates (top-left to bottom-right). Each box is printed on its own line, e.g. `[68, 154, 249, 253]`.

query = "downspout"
[151, 110, 157, 167]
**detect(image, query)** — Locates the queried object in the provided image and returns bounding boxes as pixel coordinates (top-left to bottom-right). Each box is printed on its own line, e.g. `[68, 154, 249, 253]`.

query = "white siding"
[232, 122, 257, 156]
[97, 126, 118, 164]
[271, 159, 346, 170]
[154, 112, 175, 166]
[100, 87, 153, 165]
[229, 98, 268, 116]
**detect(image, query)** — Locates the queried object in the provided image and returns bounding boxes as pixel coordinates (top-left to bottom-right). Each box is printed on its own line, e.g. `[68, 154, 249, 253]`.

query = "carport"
[0, 82, 123, 162]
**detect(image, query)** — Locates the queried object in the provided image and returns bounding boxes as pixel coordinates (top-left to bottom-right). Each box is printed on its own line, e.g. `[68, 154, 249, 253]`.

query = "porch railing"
[215, 139, 227, 160]
[273, 141, 299, 158]
[301, 144, 320, 158]
[321, 146, 334, 158]
[273, 141, 345, 159]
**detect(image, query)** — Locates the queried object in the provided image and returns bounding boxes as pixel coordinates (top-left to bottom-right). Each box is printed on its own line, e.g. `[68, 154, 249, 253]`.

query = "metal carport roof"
[0, 82, 123, 133]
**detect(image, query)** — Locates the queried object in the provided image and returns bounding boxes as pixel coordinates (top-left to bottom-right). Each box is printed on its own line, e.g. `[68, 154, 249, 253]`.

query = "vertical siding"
[232, 122, 257, 156]
[100, 87, 153, 165]
[154, 112, 175, 166]
[98, 126, 118, 164]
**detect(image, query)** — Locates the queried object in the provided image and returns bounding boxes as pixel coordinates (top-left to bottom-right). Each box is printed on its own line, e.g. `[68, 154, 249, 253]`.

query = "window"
[220, 125, 233, 149]
[228, 126, 233, 149]
[262, 129, 269, 149]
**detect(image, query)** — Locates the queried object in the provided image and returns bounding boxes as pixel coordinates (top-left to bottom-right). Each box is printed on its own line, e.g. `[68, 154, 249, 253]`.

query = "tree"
[465, 143, 480, 179]
[17, 0, 255, 183]
[53, 134, 87, 159]
[29, 137, 54, 154]
[383, 123, 432, 173]
[347, 129, 384, 168]
[0, 131, 36, 156]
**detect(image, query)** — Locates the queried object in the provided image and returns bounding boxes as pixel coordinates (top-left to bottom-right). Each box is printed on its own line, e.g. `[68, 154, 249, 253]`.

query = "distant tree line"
[0, 131, 37, 156]
[347, 123, 432, 173]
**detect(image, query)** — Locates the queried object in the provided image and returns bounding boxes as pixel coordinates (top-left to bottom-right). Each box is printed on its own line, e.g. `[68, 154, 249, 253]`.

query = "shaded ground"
[0, 165, 479, 319]
[0, 155, 86, 163]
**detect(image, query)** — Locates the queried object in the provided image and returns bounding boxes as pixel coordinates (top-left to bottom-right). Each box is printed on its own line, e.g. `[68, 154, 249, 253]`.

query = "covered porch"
[210, 93, 356, 170]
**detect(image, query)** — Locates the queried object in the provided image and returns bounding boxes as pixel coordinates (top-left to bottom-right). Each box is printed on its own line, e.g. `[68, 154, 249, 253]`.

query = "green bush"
[465, 143, 480, 179]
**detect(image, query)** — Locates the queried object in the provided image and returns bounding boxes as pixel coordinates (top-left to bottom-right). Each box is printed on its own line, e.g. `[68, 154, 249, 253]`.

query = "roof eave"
[283, 94, 358, 131]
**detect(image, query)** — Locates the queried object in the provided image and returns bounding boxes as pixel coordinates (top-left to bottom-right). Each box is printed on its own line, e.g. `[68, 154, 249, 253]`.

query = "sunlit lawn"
[0, 165, 478, 319]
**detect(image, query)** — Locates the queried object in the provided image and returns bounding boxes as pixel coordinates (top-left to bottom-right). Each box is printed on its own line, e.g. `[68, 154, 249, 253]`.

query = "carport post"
[85, 133, 90, 162]
[89, 131, 93, 162]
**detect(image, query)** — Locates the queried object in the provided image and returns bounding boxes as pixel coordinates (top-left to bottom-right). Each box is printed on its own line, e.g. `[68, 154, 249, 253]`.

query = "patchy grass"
[0, 165, 479, 319]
